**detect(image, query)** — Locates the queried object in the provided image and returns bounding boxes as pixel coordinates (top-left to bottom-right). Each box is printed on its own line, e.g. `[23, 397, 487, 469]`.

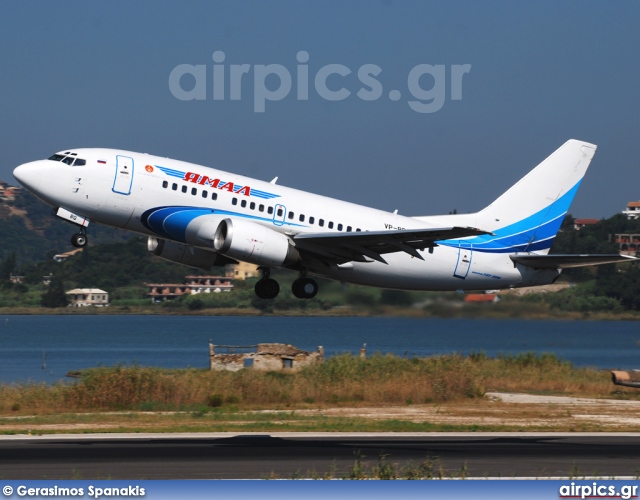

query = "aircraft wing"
[510, 254, 638, 269]
[292, 226, 491, 264]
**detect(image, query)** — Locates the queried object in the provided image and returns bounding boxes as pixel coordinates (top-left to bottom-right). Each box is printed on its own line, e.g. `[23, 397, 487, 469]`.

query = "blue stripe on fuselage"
[439, 180, 581, 253]
[141, 206, 305, 242]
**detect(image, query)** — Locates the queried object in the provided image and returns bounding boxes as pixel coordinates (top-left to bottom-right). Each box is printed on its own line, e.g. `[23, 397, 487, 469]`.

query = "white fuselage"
[13, 148, 560, 291]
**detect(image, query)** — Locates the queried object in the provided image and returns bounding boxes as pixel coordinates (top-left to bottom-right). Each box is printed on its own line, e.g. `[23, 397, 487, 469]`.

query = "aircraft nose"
[13, 161, 45, 192]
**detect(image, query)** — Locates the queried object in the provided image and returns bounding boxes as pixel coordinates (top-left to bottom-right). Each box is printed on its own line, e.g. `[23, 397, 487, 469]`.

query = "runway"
[1, 433, 639, 479]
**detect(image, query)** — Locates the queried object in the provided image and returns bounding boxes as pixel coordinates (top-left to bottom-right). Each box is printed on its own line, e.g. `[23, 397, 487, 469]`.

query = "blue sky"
[1, 1, 639, 218]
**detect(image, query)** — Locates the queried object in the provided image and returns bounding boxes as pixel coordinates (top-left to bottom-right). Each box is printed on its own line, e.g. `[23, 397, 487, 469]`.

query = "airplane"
[12, 139, 635, 300]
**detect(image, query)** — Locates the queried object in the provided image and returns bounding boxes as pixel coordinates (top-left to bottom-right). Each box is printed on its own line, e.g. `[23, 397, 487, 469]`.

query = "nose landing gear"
[71, 229, 88, 248]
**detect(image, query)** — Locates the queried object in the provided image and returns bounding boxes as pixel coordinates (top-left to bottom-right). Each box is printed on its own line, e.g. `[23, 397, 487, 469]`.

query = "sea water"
[0, 315, 638, 384]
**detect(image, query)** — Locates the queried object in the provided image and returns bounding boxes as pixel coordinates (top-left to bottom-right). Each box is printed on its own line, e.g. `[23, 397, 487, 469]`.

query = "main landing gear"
[254, 268, 319, 300]
[254, 267, 280, 299]
[71, 229, 88, 248]
[292, 276, 318, 299]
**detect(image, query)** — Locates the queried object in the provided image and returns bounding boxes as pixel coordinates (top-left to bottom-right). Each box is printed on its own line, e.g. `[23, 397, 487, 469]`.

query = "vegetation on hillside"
[0, 191, 130, 263]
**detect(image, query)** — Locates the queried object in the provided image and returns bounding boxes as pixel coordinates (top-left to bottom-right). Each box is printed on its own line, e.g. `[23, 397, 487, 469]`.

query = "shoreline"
[0, 305, 638, 321]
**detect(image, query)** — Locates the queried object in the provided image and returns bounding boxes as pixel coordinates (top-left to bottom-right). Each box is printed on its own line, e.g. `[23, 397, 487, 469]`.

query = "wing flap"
[510, 254, 638, 269]
[293, 226, 491, 264]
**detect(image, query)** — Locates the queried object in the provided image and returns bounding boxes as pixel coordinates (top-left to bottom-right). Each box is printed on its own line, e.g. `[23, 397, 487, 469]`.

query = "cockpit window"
[48, 153, 86, 166]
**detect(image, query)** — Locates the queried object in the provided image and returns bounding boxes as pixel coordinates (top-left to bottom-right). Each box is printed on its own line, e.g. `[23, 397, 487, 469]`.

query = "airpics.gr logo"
[168, 51, 471, 113]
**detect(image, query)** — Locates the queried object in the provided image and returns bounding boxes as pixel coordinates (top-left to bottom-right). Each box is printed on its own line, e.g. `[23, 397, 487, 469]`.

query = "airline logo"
[155, 165, 280, 200]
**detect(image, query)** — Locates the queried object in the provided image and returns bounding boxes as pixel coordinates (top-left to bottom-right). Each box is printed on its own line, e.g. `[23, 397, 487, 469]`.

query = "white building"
[622, 201, 640, 220]
[66, 288, 109, 307]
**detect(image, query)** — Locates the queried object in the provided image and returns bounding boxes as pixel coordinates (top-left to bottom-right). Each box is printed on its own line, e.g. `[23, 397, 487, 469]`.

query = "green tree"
[596, 263, 640, 310]
[40, 275, 68, 308]
[0, 252, 16, 288]
[379, 289, 413, 306]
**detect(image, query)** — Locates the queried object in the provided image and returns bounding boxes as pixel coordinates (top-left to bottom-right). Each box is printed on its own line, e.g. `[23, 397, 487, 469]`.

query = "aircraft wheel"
[291, 279, 304, 299]
[255, 278, 280, 299]
[292, 278, 318, 299]
[71, 233, 88, 248]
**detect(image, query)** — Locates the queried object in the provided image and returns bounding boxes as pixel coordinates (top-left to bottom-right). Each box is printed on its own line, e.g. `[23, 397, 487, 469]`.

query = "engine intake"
[214, 218, 300, 267]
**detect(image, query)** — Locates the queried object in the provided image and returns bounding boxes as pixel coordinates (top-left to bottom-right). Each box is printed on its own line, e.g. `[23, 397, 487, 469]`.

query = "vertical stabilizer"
[448, 139, 596, 254]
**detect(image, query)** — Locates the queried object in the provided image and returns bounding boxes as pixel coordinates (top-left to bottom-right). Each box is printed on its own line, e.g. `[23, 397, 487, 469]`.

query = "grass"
[0, 354, 482, 413]
[0, 352, 637, 433]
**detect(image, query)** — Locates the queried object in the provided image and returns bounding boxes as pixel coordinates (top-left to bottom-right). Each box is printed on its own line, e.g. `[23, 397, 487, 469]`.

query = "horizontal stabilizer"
[510, 254, 638, 269]
[294, 226, 491, 264]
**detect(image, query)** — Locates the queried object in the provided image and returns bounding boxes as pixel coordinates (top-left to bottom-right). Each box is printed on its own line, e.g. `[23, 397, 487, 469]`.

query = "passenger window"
[232, 198, 238, 205]
[268, 206, 274, 215]
[181, 185, 187, 193]
[250, 202, 255, 210]
[288, 211, 294, 219]
[299, 214, 305, 222]
[319, 219, 324, 227]
[202, 190, 208, 198]
[241, 200, 247, 208]
[172, 183, 178, 191]
[356, 228, 361, 232]
[162, 181, 168, 188]
[191, 187, 197, 195]
[347, 226, 352, 232]
[259, 204, 264, 212]
[338, 224, 343, 231]
[277, 208, 283, 217]
[328, 221, 334, 229]
[309, 217, 315, 224]
[211, 192, 217, 200]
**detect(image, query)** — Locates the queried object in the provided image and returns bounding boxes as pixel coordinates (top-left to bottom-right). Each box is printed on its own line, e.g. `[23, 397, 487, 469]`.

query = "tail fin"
[466, 139, 597, 254]
[415, 140, 597, 254]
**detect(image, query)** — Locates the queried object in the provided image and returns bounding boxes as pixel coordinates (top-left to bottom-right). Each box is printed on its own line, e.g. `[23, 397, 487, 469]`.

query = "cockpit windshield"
[48, 153, 86, 166]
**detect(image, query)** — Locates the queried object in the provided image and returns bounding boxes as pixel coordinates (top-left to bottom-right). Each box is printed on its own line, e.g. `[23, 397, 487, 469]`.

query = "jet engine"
[183, 214, 227, 247]
[147, 237, 234, 269]
[213, 218, 300, 267]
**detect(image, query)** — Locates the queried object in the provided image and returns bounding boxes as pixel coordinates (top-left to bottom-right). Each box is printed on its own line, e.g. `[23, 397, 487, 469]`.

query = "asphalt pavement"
[0, 432, 638, 479]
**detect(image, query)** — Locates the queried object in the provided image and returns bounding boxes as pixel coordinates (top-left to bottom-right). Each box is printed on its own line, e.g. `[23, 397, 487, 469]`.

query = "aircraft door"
[453, 245, 472, 279]
[273, 204, 286, 226]
[113, 155, 134, 195]
[104, 155, 135, 227]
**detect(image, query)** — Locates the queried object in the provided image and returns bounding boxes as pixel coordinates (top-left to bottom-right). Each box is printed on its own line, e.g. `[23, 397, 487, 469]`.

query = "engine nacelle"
[183, 214, 227, 247]
[214, 218, 300, 267]
[147, 237, 233, 270]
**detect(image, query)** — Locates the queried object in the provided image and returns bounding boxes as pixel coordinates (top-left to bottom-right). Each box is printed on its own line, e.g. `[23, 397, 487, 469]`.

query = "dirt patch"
[291, 392, 640, 429]
[498, 283, 571, 296]
[3, 393, 640, 432]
